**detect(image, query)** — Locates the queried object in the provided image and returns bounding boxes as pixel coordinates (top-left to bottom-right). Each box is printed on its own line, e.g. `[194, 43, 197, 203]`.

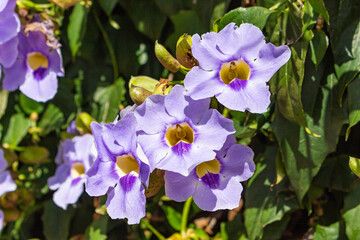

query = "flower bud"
[129, 76, 159, 105]
[153, 78, 172, 96]
[48, 0, 80, 9]
[0, 191, 19, 208]
[3, 208, 20, 222]
[349, 157, 360, 178]
[155, 41, 180, 73]
[145, 169, 165, 198]
[75, 112, 95, 135]
[176, 34, 198, 69]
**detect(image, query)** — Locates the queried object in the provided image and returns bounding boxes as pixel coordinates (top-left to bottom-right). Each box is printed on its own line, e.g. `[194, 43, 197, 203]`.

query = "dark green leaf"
[161, 205, 182, 231]
[343, 182, 360, 240]
[245, 147, 299, 239]
[92, 78, 126, 123]
[19, 94, 44, 114]
[219, 6, 273, 31]
[286, 1, 304, 44]
[314, 222, 340, 240]
[98, 0, 117, 16]
[118, 0, 166, 40]
[3, 113, 31, 147]
[309, 0, 330, 24]
[38, 104, 65, 137]
[273, 72, 346, 201]
[42, 201, 75, 240]
[166, 10, 206, 52]
[67, 3, 89, 58]
[84, 215, 108, 240]
[346, 77, 360, 139]
[310, 30, 329, 67]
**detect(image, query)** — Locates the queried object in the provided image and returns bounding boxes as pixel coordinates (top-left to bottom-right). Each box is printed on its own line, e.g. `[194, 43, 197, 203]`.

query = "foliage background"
[0, 0, 360, 239]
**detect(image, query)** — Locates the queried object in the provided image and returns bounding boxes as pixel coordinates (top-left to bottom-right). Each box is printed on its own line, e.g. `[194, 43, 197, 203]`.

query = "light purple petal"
[164, 85, 188, 121]
[20, 71, 58, 102]
[2, 59, 26, 91]
[53, 177, 85, 210]
[48, 48, 65, 76]
[106, 174, 146, 224]
[71, 134, 95, 170]
[0, 36, 18, 68]
[85, 159, 119, 196]
[251, 43, 291, 83]
[0, 12, 20, 44]
[134, 94, 175, 134]
[221, 144, 255, 182]
[216, 135, 237, 158]
[120, 104, 137, 119]
[48, 164, 71, 190]
[137, 133, 170, 172]
[184, 66, 224, 100]
[0, 171, 17, 196]
[0, 149, 8, 172]
[216, 81, 271, 113]
[164, 171, 197, 202]
[193, 177, 243, 211]
[0, 0, 16, 13]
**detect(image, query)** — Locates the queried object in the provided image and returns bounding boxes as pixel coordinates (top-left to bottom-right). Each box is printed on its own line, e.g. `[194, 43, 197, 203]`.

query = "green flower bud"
[3, 208, 20, 222]
[155, 41, 180, 73]
[176, 34, 198, 69]
[1, 191, 19, 208]
[153, 78, 172, 96]
[75, 112, 95, 135]
[129, 76, 159, 105]
[349, 157, 360, 178]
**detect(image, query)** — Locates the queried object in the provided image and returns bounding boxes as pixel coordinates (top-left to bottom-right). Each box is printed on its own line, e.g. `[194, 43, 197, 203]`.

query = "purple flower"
[134, 85, 235, 176]
[85, 113, 150, 224]
[184, 23, 291, 113]
[0, 149, 17, 197]
[2, 31, 64, 102]
[0, 0, 20, 69]
[48, 134, 95, 210]
[164, 136, 255, 211]
[0, 0, 20, 45]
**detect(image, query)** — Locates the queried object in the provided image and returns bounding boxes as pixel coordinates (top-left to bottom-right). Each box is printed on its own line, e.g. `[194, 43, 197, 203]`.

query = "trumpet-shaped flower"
[164, 136, 255, 211]
[48, 134, 95, 210]
[134, 85, 235, 176]
[85, 113, 150, 224]
[184, 23, 291, 113]
[2, 31, 64, 102]
[0, 149, 16, 197]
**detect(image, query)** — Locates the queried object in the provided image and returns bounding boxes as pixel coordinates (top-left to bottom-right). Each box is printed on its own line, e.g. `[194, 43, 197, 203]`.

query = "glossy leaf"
[313, 222, 340, 240]
[161, 205, 182, 231]
[19, 94, 44, 115]
[98, 0, 117, 16]
[218, 6, 273, 31]
[308, 0, 329, 24]
[38, 104, 64, 137]
[20, 146, 49, 164]
[3, 113, 31, 147]
[343, 182, 360, 240]
[346, 77, 360, 139]
[310, 30, 329, 67]
[0, 89, 8, 120]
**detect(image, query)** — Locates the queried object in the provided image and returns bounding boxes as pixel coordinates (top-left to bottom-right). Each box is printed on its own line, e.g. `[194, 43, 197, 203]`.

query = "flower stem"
[141, 219, 166, 240]
[181, 196, 193, 239]
[169, 80, 184, 85]
[269, 0, 287, 11]
[92, 9, 119, 82]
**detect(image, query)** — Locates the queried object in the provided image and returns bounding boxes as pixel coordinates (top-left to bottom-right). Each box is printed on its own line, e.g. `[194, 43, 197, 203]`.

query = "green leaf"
[313, 222, 340, 240]
[334, 17, 360, 105]
[3, 113, 31, 147]
[42, 201, 75, 240]
[308, 0, 330, 24]
[343, 182, 360, 240]
[349, 157, 360, 178]
[0, 89, 8, 120]
[19, 94, 44, 114]
[67, 2, 89, 58]
[346, 77, 360, 139]
[160, 205, 182, 231]
[244, 147, 299, 240]
[310, 30, 329, 67]
[273, 72, 346, 201]
[98, 0, 117, 16]
[118, 0, 166, 40]
[218, 6, 273, 31]
[84, 215, 108, 240]
[313, 155, 356, 192]
[92, 78, 126, 123]
[38, 104, 65, 137]
[19, 146, 50, 164]
[286, 1, 304, 44]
